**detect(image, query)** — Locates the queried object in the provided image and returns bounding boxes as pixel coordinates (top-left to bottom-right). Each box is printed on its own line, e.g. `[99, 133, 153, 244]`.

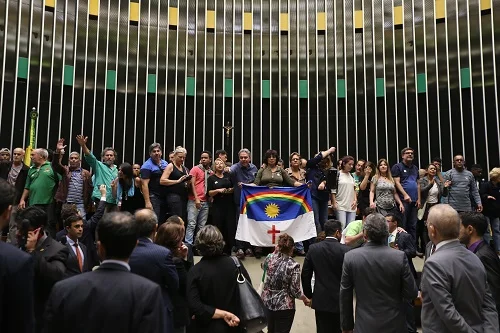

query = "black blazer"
[32, 236, 68, 331]
[395, 231, 418, 279]
[0, 161, 29, 203]
[301, 238, 350, 314]
[474, 241, 500, 321]
[171, 256, 193, 328]
[43, 262, 165, 333]
[62, 240, 89, 278]
[0, 242, 35, 333]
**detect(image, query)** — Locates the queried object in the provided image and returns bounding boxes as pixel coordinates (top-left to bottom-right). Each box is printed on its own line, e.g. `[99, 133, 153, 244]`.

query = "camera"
[326, 166, 338, 191]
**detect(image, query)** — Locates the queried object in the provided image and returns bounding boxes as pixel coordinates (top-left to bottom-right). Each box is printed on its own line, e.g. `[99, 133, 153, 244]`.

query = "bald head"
[427, 204, 460, 242]
[134, 209, 158, 238]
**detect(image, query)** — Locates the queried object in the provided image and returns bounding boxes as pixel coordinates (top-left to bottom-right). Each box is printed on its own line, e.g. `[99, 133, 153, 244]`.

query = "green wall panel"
[186, 77, 196, 96]
[147, 74, 156, 93]
[337, 79, 346, 98]
[63, 65, 74, 86]
[299, 80, 308, 99]
[106, 70, 117, 91]
[17, 57, 28, 79]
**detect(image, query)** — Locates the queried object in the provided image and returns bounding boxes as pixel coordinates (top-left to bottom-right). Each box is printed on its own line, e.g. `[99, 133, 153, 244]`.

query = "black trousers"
[266, 308, 295, 333]
[212, 202, 236, 254]
[315, 310, 341, 333]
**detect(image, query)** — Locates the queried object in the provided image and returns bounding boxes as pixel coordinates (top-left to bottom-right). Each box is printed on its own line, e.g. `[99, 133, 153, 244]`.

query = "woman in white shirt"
[332, 156, 357, 228]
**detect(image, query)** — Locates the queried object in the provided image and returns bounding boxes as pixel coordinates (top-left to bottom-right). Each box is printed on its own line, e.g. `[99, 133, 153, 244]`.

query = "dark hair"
[363, 213, 389, 243]
[264, 149, 279, 165]
[460, 212, 488, 237]
[61, 204, 79, 222]
[324, 219, 342, 237]
[215, 149, 227, 157]
[119, 163, 134, 199]
[101, 147, 117, 158]
[431, 157, 442, 163]
[364, 161, 376, 178]
[340, 156, 354, 170]
[0, 179, 15, 216]
[362, 207, 377, 218]
[148, 143, 162, 154]
[386, 213, 401, 227]
[166, 215, 184, 226]
[195, 225, 225, 257]
[156, 222, 185, 251]
[201, 150, 212, 159]
[96, 212, 138, 260]
[400, 147, 414, 156]
[16, 206, 47, 229]
[64, 215, 83, 229]
[277, 233, 294, 255]
[357, 159, 366, 165]
[316, 231, 326, 242]
[135, 209, 157, 238]
[470, 164, 482, 170]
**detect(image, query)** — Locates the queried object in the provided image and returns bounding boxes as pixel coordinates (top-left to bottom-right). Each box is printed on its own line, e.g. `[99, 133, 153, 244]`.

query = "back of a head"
[459, 212, 488, 237]
[278, 233, 295, 254]
[362, 207, 377, 219]
[428, 204, 460, 240]
[195, 225, 224, 257]
[166, 215, 184, 226]
[324, 219, 342, 237]
[134, 209, 157, 238]
[0, 178, 15, 217]
[363, 213, 389, 243]
[97, 212, 137, 260]
[156, 222, 185, 251]
[16, 206, 47, 230]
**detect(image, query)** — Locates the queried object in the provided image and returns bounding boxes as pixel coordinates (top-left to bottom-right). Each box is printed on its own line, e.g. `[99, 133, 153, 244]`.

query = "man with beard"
[141, 143, 168, 223]
[76, 134, 118, 209]
[52, 139, 92, 219]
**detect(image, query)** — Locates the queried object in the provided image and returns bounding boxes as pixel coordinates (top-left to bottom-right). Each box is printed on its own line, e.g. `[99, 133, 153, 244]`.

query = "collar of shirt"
[467, 239, 483, 253]
[101, 259, 131, 271]
[66, 236, 78, 247]
[36, 232, 48, 248]
[435, 239, 456, 252]
[391, 229, 398, 238]
[325, 236, 338, 241]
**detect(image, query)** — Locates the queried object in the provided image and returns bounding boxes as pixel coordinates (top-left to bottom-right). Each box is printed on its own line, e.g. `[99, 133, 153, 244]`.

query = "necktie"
[73, 243, 83, 272]
[431, 244, 436, 255]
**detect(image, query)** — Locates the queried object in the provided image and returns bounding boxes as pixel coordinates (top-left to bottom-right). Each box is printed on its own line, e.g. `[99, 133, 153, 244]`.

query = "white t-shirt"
[427, 183, 439, 204]
[336, 172, 356, 212]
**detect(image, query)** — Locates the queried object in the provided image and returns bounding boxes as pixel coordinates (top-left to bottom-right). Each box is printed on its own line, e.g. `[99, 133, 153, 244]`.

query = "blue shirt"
[230, 162, 258, 206]
[391, 162, 419, 201]
[140, 158, 168, 196]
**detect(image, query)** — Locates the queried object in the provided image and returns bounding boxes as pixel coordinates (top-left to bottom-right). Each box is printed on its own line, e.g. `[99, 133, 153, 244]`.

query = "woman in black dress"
[207, 158, 235, 254]
[111, 162, 144, 213]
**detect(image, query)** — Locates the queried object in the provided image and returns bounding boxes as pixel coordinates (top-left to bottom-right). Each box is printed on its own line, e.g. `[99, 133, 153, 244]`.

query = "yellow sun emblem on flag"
[265, 203, 280, 219]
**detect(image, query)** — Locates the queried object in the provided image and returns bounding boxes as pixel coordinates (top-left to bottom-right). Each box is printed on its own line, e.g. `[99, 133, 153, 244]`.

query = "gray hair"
[149, 143, 162, 154]
[34, 148, 49, 160]
[428, 204, 460, 240]
[363, 213, 389, 243]
[69, 151, 80, 158]
[174, 146, 187, 155]
[195, 225, 225, 257]
[134, 209, 158, 238]
[238, 148, 251, 157]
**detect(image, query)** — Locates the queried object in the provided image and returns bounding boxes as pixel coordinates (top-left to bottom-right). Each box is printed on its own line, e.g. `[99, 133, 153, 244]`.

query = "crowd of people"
[0, 136, 499, 333]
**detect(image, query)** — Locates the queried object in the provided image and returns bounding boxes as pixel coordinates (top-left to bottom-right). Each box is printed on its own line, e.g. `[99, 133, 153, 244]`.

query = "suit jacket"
[129, 238, 179, 332]
[171, 256, 193, 328]
[301, 238, 350, 314]
[63, 240, 89, 278]
[43, 262, 165, 333]
[340, 241, 418, 333]
[32, 236, 69, 331]
[424, 240, 434, 261]
[0, 161, 29, 203]
[474, 241, 500, 324]
[421, 240, 498, 333]
[395, 231, 418, 279]
[0, 242, 35, 333]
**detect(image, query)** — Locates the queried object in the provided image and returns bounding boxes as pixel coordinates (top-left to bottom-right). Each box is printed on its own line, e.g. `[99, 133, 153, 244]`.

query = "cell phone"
[185, 175, 193, 181]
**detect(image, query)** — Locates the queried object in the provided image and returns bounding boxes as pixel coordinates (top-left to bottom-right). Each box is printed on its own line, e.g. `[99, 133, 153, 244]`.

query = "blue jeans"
[485, 216, 500, 253]
[402, 202, 418, 243]
[336, 210, 356, 229]
[312, 197, 329, 233]
[185, 200, 210, 245]
[294, 242, 304, 252]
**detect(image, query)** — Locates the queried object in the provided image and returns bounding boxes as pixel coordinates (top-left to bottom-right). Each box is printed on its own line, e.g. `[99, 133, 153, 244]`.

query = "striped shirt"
[444, 168, 481, 212]
[67, 169, 84, 203]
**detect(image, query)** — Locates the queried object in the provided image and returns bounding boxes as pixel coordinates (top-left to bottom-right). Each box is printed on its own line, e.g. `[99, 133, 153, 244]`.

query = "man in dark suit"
[340, 213, 418, 333]
[61, 215, 89, 277]
[301, 219, 350, 333]
[129, 209, 179, 332]
[0, 179, 35, 333]
[44, 212, 165, 333]
[17, 206, 68, 332]
[421, 204, 498, 332]
[459, 211, 500, 324]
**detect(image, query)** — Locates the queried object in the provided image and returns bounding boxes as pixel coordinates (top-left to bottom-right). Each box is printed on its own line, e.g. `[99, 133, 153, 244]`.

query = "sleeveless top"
[373, 176, 396, 209]
[167, 165, 189, 196]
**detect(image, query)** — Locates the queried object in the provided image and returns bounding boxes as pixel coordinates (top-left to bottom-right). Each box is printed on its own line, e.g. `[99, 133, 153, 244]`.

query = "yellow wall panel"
[394, 6, 403, 26]
[481, 0, 491, 11]
[88, 0, 98, 17]
[354, 10, 363, 29]
[46, 0, 56, 8]
[207, 10, 216, 29]
[244, 12, 253, 31]
[280, 13, 288, 31]
[130, 2, 140, 22]
[435, 0, 445, 19]
[317, 12, 326, 31]
[169, 7, 178, 26]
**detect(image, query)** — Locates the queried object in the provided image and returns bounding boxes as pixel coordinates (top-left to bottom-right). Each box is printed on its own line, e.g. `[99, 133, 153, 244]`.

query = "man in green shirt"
[343, 207, 376, 248]
[19, 148, 60, 236]
[76, 135, 118, 207]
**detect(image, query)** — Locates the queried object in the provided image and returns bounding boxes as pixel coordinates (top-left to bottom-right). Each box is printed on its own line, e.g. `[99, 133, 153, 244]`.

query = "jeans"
[312, 197, 329, 233]
[402, 201, 418, 243]
[185, 200, 210, 245]
[294, 241, 304, 253]
[336, 210, 356, 229]
[486, 216, 500, 253]
[149, 193, 167, 224]
[265, 308, 295, 333]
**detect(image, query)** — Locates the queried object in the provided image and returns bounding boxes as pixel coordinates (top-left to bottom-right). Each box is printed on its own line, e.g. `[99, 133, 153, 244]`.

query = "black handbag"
[230, 256, 268, 333]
